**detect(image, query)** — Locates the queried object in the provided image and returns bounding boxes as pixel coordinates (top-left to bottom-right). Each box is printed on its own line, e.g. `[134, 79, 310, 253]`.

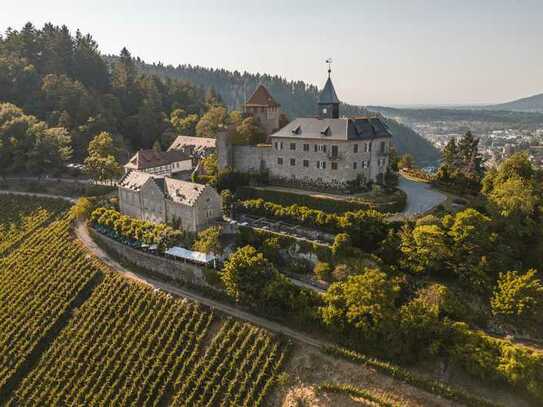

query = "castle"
[218, 69, 392, 193]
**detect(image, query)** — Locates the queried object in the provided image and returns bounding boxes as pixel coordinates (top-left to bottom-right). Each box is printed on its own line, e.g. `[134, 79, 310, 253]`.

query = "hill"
[488, 93, 543, 112]
[132, 59, 440, 164]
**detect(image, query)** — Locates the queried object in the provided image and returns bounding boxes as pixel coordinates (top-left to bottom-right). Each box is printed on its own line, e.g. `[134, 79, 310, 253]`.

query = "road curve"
[398, 175, 447, 216]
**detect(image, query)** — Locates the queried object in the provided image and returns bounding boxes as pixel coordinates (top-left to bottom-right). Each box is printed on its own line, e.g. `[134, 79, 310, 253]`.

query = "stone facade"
[217, 72, 392, 193]
[118, 171, 223, 233]
[245, 85, 281, 135]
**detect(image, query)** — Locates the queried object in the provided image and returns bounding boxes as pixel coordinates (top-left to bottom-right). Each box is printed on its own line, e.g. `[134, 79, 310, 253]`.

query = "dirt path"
[74, 221, 329, 348]
[0, 190, 77, 203]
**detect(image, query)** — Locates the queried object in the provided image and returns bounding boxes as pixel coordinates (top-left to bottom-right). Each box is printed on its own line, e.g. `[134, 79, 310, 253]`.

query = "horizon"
[2, 0, 543, 106]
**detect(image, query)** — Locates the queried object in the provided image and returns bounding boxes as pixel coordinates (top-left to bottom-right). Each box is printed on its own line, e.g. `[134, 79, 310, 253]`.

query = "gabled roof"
[125, 149, 191, 170]
[118, 170, 155, 191]
[119, 170, 217, 208]
[168, 136, 216, 151]
[319, 77, 340, 105]
[270, 117, 392, 141]
[164, 178, 208, 206]
[246, 85, 280, 108]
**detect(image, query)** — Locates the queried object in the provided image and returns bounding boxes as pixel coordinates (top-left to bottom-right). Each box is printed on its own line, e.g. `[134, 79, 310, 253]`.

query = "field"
[0, 195, 289, 406]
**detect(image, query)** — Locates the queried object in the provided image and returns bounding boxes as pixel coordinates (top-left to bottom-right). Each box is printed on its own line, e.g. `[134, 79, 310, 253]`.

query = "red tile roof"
[246, 85, 280, 108]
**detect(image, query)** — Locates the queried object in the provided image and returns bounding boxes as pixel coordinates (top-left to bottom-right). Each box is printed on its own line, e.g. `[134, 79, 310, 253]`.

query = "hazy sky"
[2, 0, 542, 106]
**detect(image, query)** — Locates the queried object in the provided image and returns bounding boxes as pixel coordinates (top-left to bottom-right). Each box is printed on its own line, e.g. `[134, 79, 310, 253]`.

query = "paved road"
[398, 175, 447, 216]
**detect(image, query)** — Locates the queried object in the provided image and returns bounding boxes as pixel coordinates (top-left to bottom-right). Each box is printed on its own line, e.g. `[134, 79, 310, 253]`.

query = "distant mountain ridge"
[488, 93, 543, 112]
[126, 58, 440, 164]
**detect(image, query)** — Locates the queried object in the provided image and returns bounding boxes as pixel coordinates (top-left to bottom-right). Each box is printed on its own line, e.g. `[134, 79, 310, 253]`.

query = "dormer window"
[322, 108, 328, 114]
[291, 125, 301, 135]
[321, 126, 331, 136]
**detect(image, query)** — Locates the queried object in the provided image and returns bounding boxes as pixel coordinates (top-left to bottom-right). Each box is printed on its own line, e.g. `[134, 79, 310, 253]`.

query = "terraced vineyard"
[0, 195, 289, 405]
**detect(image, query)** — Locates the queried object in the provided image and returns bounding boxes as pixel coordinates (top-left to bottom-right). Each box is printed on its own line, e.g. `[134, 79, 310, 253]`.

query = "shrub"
[314, 262, 333, 282]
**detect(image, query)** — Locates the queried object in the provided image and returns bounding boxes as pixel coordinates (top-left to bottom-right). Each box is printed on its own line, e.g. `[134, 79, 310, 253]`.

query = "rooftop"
[318, 77, 340, 105]
[270, 116, 392, 141]
[246, 85, 280, 108]
[168, 135, 216, 151]
[125, 149, 191, 170]
[118, 170, 211, 207]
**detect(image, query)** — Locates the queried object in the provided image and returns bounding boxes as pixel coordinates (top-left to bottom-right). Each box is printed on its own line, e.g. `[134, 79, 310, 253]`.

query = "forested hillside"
[131, 59, 441, 164]
[0, 22, 438, 176]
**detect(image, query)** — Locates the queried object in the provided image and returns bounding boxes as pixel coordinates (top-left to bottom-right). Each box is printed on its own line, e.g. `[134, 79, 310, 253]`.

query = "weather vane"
[325, 58, 333, 77]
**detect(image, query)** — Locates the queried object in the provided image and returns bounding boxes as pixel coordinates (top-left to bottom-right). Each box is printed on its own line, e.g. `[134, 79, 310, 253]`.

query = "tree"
[232, 116, 266, 145]
[195, 106, 228, 138]
[399, 284, 448, 359]
[442, 138, 458, 167]
[84, 132, 122, 182]
[192, 226, 222, 255]
[320, 268, 400, 339]
[400, 223, 450, 274]
[491, 270, 543, 332]
[397, 153, 414, 169]
[331, 233, 351, 256]
[202, 153, 218, 176]
[220, 189, 234, 217]
[170, 108, 199, 135]
[221, 245, 275, 305]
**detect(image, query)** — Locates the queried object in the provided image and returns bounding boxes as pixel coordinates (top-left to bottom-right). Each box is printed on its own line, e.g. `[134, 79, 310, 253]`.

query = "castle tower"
[318, 65, 340, 119]
[245, 85, 281, 135]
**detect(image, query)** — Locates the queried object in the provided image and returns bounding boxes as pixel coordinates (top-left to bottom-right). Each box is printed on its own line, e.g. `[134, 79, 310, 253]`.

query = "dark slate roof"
[270, 117, 392, 141]
[246, 85, 280, 107]
[318, 77, 340, 105]
[125, 149, 191, 170]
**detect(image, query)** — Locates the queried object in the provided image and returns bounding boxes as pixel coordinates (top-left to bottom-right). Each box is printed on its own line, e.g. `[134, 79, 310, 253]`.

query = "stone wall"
[90, 229, 207, 286]
[231, 145, 273, 173]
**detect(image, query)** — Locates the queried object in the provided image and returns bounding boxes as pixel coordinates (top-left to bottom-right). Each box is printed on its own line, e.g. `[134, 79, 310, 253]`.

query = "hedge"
[237, 199, 390, 251]
[323, 345, 501, 407]
[237, 186, 406, 214]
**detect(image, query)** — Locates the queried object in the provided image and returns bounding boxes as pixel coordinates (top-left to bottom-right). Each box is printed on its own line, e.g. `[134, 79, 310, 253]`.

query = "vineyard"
[0, 195, 289, 405]
[0, 197, 102, 395]
[0, 195, 68, 256]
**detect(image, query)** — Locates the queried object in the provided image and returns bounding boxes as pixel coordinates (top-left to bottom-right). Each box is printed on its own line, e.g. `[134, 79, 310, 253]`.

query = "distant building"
[124, 149, 192, 179]
[245, 85, 281, 135]
[168, 135, 216, 159]
[118, 171, 223, 232]
[218, 68, 392, 192]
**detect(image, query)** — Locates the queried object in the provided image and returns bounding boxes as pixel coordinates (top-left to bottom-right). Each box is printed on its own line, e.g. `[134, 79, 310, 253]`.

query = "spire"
[318, 59, 340, 119]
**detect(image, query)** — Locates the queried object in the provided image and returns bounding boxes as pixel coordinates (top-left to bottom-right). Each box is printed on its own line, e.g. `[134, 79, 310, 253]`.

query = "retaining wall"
[90, 229, 207, 286]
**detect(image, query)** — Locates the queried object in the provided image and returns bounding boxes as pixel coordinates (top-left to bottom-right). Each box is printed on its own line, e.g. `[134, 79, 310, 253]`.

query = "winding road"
[398, 175, 447, 216]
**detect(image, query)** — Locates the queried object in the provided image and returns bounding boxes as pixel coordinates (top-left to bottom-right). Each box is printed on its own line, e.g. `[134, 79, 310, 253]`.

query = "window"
[303, 160, 309, 167]
[331, 145, 338, 157]
[279, 142, 284, 150]
[323, 144, 327, 153]
[317, 161, 327, 170]
[364, 143, 368, 153]
[274, 142, 278, 150]
[290, 143, 296, 151]
[290, 158, 296, 166]
[361, 160, 368, 169]
[369, 142, 372, 152]
[314, 144, 318, 152]
[322, 108, 327, 114]
[353, 162, 357, 170]
[303, 143, 309, 152]
[354, 144, 359, 153]
[380, 141, 386, 153]
[277, 157, 283, 165]
[331, 162, 338, 170]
